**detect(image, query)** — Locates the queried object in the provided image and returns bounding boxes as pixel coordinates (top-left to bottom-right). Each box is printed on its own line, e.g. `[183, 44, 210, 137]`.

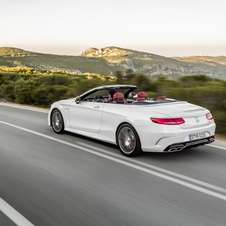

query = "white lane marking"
[208, 144, 226, 151]
[1, 120, 226, 201]
[0, 198, 34, 226]
[0, 102, 48, 113]
[77, 142, 226, 194]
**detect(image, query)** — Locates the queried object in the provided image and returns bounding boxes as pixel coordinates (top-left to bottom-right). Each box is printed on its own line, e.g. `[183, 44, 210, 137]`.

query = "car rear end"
[132, 102, 216, 153]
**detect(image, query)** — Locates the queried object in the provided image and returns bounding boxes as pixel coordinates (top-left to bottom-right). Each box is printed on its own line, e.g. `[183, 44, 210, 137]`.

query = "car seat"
[113, 93, 126, 104]
[157, 96, 167, 100]
[136, 92, 149, 101]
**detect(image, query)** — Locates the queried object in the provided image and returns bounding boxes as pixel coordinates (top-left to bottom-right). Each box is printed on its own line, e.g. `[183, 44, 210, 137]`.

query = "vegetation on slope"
[1, 47, 226, 79]
[0, 47, 125, 75]
[172, 56, 226, 66]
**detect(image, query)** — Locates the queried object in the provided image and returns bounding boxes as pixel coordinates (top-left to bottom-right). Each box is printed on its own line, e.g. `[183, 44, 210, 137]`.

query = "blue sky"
[1, 0, 226, 57]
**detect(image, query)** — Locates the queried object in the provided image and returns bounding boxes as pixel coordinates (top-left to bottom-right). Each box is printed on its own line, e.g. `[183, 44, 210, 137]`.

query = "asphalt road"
[0, 103, 226, 226]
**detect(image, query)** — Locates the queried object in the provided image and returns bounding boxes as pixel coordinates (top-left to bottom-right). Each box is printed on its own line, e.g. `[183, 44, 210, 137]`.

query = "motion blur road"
[0, 103, 226, 226]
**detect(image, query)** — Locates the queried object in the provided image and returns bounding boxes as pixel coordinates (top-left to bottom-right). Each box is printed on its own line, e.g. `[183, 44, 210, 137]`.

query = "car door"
[69, 100, 104, 133]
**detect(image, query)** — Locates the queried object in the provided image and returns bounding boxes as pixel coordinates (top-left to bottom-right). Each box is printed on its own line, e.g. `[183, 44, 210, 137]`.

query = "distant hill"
[172, 56, 226, 66]
[1, 46, 226, 79]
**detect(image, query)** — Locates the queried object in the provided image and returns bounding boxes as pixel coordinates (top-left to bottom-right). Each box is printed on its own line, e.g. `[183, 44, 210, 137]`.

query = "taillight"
[151, 118, 185, 125]
[206, 113, 213, 120]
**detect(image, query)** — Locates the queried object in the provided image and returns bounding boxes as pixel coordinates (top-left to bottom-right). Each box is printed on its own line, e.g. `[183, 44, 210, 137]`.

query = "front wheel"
[51, 109, 64, 134]
[116, 123, 142, 157]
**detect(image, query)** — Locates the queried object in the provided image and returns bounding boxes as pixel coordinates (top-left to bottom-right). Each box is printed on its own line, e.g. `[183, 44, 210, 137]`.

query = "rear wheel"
[116, 123, 142, 157]
[51, 109, 64, 134]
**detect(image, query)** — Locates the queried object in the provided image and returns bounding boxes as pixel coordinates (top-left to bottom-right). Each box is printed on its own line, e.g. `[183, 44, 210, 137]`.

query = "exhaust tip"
[168, 144, 185, 152]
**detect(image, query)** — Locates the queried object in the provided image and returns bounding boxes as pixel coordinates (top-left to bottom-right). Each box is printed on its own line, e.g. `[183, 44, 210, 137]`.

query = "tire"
[116, 123, 142, 157]
[51, 109, 64, 134]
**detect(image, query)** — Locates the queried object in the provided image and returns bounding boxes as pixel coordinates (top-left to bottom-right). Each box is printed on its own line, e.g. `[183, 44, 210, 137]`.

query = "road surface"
[0, 103, 226, 226]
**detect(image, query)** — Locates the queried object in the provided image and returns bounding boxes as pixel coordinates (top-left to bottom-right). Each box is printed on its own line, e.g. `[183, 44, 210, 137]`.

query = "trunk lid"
[153, 102, 210, 129]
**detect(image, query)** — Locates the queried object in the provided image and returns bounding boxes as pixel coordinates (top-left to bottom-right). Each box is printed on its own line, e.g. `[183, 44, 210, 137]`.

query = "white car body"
[48, 85, 216, 156]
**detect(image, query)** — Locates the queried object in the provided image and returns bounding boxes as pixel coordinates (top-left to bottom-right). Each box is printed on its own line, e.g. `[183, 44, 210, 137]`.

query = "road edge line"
[0, 102, 48, 113]
[0, 198, 34, 226]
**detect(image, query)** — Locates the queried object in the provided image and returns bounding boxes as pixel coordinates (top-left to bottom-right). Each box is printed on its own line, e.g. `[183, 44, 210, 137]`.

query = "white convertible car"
[48, 85, 216, 157]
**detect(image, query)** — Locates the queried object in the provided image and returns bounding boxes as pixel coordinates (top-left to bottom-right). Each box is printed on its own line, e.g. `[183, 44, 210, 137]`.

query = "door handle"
[94, 105, 100, 109]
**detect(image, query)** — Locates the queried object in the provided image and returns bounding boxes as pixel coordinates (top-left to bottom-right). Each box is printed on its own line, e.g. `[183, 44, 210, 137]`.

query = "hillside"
[172, 56, 226, 66]
[80, 46, 226, 79]
[0, 47, 124, 75]
[1, 47, 226, 79]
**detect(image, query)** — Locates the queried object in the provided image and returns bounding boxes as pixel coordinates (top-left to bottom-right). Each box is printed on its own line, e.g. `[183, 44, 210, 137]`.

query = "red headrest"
[138, 92, 148, 99]
[113, 92, 124, 100]
[136, 98, 146, 101]
[113, 92, 126, 104]
[157, 96, 167, 100]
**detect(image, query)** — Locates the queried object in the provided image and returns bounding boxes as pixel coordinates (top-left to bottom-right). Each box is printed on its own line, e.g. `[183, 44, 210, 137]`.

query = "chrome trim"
[181, 113, 209, 118]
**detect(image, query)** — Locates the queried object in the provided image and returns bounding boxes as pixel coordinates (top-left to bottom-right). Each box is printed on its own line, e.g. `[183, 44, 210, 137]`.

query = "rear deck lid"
[153, 102, 210, 129]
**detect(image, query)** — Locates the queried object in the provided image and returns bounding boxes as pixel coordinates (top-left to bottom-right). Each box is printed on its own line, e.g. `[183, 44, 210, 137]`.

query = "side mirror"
[75, 96, 81, 104]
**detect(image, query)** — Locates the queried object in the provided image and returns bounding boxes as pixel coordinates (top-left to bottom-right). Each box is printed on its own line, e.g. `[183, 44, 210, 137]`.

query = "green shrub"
[31, 85, 70, 107]
[3, 83, 15, 101]
[0, 73, 7, 85]
[35, 75, 72, 86]
[212, 111, 226, 134]
[14, 78, 36, 103]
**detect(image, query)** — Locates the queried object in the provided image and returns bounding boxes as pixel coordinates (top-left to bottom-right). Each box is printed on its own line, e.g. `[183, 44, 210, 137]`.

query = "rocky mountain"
[80, 46, 226, 79]
[1, 46, 226, 79]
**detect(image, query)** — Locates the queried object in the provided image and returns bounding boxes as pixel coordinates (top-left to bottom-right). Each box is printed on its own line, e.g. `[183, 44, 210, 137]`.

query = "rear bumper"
[163, 136, 215, 152]
[137, 120, 216, 152]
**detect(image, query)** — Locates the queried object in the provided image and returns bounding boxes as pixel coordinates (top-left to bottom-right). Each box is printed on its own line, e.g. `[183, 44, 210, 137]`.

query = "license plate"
[189, 132, 206, 141]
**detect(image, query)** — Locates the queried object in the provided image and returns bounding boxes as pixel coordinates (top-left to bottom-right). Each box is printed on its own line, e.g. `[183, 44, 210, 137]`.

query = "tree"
[115, 70, 123, 83]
